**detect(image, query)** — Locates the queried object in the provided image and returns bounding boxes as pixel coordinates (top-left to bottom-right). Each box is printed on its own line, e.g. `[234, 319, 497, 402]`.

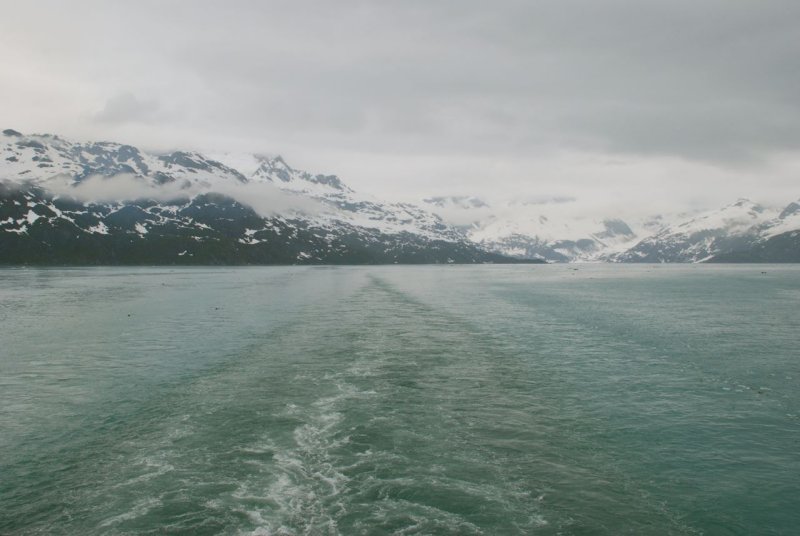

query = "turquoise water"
[1, 265, 798, 535]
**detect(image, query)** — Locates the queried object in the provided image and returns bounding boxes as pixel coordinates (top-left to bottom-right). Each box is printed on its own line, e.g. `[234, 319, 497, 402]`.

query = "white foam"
[98, 497, 161, 528]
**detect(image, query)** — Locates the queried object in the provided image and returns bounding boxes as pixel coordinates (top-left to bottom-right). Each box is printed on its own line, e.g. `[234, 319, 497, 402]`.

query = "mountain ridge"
[1, 129, 537, 265]
[3, 128, 799, 264]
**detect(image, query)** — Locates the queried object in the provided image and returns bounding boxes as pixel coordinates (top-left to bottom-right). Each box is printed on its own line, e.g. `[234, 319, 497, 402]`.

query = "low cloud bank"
[40, 174, 328, 217]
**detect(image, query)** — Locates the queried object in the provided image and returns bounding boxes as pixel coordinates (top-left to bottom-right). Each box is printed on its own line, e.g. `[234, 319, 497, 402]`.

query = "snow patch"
[86, 221, 109, 235]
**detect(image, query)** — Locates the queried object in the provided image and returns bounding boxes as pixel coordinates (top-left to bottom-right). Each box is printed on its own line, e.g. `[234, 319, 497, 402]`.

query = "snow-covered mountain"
[0, 129, 530, 265]
[422, 196, 641, 262]
[3, 128, 799, 264]
[1, 129, 248, 188]
[470, 216, 639, 263]
[613, 199, 771, 262]
[243, 154, 465, 242]
[424, 192, 800, 263]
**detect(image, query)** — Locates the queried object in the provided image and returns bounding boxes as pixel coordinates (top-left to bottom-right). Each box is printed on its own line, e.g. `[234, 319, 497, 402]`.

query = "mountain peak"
[255, 154, 291, 171]
[730, 198, 758, 208]
[251, 155, 348, 191]
[779, 201, 800, 219]
[1, 132, 248, 185]
[270, 155, 289, 167]
[599, 219, 635, 238]
[721, 198, 765, 216]
[253, 155, 294, 183]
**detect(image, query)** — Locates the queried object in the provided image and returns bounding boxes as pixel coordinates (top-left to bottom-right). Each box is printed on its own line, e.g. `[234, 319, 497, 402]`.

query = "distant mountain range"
[611, 198, 800, 263]
[422, 194, 800, 264]
[0, 129, 532, 265]
[2, 128, 799, 264]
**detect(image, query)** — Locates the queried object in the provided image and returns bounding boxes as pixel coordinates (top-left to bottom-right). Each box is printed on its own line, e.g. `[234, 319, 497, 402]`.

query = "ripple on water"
[2, 266, 799, 535]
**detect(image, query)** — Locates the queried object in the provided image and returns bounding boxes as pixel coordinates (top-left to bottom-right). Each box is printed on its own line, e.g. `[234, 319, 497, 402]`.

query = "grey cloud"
[517, 196, 577, 206]
[7, 0, 800, 162]
[43, 174, 326, 217]
[1, 0, 799, 212]
[153, 0, 800, 163]
[93, 92, 160, 125]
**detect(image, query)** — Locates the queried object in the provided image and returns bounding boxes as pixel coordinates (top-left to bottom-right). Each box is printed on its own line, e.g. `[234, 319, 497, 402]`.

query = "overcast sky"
[1, 0, 799, 215]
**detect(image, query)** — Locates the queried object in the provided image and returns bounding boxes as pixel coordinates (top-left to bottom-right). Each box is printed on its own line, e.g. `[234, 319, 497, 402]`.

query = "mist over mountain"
[613, 199, 800, 263]
[0, 129, 533, 265]
[423, 193, 800, 263]
[3, 128, 800, 264]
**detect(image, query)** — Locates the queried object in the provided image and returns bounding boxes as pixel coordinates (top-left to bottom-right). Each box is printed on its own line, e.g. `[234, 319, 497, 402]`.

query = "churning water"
[1, 265, 798, 535]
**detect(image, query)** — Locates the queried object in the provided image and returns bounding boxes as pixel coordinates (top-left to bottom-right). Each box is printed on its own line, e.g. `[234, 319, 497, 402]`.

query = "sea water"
[1, 265, 798, 535]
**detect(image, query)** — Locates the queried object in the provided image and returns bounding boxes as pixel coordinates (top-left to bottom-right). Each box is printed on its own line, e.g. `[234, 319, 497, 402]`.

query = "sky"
[1, 0, 799, 217]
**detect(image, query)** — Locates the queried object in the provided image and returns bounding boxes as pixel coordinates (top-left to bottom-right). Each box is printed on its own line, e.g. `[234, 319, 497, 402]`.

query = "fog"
[41, 174, 328, 218]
